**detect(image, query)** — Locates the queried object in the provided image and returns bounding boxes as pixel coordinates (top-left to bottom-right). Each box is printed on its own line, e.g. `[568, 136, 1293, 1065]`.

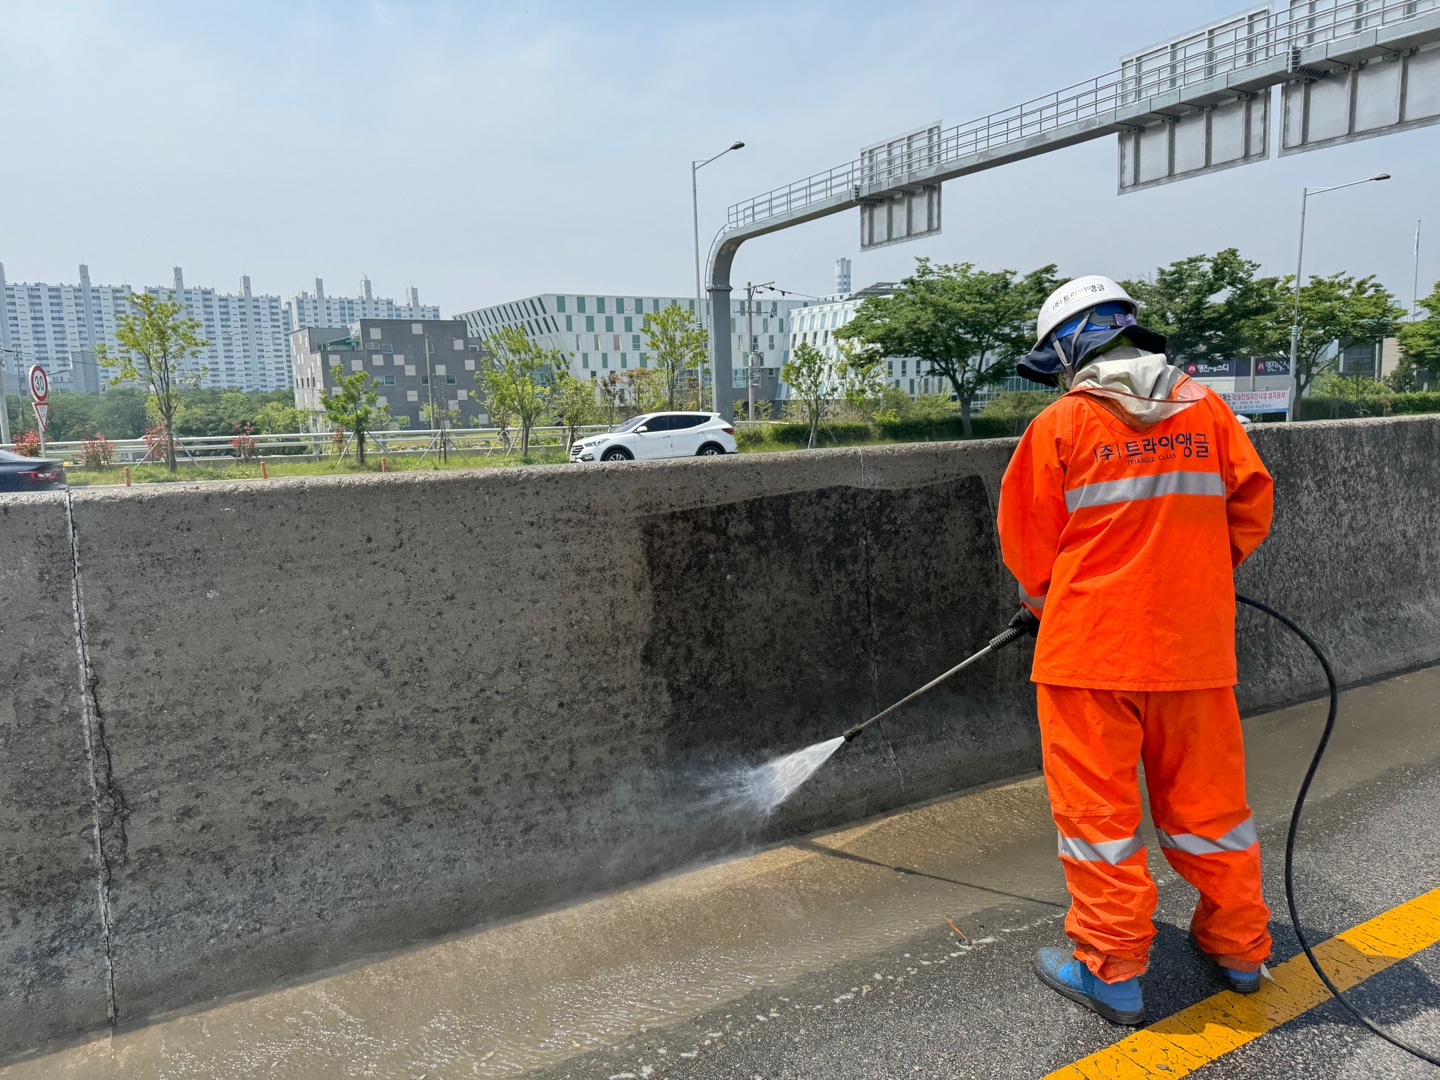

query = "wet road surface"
[5, 666, 1439, 1079]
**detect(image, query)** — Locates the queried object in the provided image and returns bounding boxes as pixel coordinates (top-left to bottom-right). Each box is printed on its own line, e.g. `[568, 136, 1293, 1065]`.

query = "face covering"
[1016, 316, 1168, 387]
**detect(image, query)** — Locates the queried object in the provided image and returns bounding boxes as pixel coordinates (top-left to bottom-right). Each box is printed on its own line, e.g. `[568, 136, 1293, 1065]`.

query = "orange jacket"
[997, 380, 1272, 690]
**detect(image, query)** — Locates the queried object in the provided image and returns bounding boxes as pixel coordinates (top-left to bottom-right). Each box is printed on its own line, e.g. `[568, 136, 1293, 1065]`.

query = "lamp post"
[692, 140, 744, 411]
[1287, 173, 1390, 421]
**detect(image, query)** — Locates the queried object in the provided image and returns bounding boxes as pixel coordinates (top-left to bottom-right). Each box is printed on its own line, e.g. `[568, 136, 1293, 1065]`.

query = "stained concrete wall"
[2, 414, 1437, 1061]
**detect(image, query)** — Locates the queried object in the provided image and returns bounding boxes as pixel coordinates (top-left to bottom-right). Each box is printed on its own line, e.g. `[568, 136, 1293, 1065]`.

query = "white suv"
[570, 412, 737, 463]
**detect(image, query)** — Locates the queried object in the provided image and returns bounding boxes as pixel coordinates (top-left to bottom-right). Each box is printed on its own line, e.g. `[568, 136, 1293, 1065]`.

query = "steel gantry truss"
[704, 0, 1440, 419]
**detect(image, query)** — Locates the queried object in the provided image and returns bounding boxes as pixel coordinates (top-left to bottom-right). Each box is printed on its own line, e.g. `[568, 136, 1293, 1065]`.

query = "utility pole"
[745, 283, 755, 422]
[424, 334, 442, 461]
[741, 280, 776, 420]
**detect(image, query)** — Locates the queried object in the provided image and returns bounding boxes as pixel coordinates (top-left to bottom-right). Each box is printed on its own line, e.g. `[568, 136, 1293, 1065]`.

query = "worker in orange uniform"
[997, 275, 1275, 1027]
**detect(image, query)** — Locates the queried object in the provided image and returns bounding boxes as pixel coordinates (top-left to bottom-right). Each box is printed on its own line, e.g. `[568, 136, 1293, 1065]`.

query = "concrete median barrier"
[1, 413, 1437, 1061]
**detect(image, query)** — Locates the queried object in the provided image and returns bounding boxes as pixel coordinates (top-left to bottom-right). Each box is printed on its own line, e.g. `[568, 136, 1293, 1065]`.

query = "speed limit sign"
[28, 365, 48, 402]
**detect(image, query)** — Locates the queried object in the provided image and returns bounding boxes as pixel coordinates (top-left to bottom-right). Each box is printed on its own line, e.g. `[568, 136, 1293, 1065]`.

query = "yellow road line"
[1046, 885, 1440, 1079]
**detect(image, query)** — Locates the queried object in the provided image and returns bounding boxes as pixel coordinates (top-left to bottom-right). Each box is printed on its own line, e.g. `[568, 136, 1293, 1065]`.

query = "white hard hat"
[1035, 275, 1137, 346]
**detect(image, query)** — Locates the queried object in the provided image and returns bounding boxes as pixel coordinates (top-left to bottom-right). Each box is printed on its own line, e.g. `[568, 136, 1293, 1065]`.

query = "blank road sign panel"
[1116, 5, 1271, 194]
[1118, 91, 1268, 192]
[859, 122, 943, 250]
[1283, 41, 1440, 154]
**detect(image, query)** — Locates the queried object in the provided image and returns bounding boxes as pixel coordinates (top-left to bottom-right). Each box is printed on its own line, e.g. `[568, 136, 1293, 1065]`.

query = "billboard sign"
[859, 122, 943, 250]
[1184, 359, 1251, 378]
[1221, 388, 1291, 414]
[1183, 358, 1292, 378]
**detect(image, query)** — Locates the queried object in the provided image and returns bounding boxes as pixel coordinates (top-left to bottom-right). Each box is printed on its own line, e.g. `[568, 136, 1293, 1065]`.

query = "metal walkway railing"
[726, 0, 1438, 231]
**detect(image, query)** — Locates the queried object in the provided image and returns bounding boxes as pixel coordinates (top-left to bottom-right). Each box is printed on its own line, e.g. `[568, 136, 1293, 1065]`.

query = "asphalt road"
[534, 759, 1440, 1080]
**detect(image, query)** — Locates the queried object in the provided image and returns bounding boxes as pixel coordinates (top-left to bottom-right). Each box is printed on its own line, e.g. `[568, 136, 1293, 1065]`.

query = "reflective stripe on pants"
[1037, 683, 1271, 983]
[1156, 815, 1258, 855]
[1058, 833, 1144, 864]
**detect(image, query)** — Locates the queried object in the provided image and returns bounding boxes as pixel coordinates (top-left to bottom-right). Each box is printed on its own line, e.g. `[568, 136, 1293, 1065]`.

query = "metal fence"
[16, 425, 613, 466]
[726, 0, 1438, 230]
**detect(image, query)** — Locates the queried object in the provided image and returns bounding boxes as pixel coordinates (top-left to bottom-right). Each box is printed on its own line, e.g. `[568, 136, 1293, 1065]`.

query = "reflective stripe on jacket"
[997, 380, 1273, 690]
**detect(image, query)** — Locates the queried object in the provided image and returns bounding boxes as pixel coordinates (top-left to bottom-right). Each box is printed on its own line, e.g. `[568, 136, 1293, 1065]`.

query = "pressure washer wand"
[841, 609, 1038, 742]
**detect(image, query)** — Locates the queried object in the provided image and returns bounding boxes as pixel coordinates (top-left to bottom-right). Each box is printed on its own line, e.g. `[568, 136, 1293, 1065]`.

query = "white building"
[786, 283, 954, 398]
[0, 263, 134, 395]
[456, 293, 805, 392]
[144, 268, 293, 392]
[288, 276, 441, 330]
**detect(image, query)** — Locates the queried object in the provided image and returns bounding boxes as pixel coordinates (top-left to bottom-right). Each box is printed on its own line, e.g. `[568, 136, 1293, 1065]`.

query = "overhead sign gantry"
[704, 0, 1440, 419]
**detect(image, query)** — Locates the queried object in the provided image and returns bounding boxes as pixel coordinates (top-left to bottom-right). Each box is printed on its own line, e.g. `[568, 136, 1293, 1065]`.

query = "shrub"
[80, 432, 116, 469]
[12, 430, 41, 457]
[1299, 392, 1440, 420]
[230, 421, 259, 462]
[143, 424, 176, 463]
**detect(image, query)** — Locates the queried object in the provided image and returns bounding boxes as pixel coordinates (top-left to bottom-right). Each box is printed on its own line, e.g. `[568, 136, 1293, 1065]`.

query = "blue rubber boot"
[1189, 933, 1261, 994]
[1033, 946, 1146, 1026]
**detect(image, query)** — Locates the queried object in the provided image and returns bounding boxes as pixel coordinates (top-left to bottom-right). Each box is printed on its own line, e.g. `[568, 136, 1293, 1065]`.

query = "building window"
[412, 323, 423, 335]
[632, 335, 641, 350]
[620, 353, 627, 369]
[577, 296, 586, 313]
[601, 353, 609, 369]
[383, 374, 395, 385]
[421, 374, 428, 384]
[623, 316, 632, 332]
[639, 353, 648, 367]
[582, 353, 590, 369]
[566, 315, 573, 331]
[555, 296, 566, 313]
[596, 297, 606, 313]
[446, 375, 457, 384]
[585, 315, 595, 332]
[605, 316, 614, 332]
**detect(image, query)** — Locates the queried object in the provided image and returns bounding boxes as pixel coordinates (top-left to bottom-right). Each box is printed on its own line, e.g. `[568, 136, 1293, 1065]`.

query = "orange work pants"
[1036, 684, 1272, 983]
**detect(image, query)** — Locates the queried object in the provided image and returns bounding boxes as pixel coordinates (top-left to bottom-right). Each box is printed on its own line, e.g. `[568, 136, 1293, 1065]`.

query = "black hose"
[1237, 593, 1440, 1067]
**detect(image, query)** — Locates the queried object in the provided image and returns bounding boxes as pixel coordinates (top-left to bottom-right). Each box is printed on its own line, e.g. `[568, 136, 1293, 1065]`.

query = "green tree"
[94, 293, 209, 470]
[836, 259, 1060, 437]
[477, 325, 556, 458]
[835, 339, 886, 413]
[253, 399, 309, 434]
[321, 365, 385, 464]
[552, 372, 602, 449]
[1121, 249, 1274, 363]
[781, 341, 834, 450]
[1397, 280, 1440, 380]
[641, 304, 708, 410]
[420, 400, 461, 429]
[1245, 273, 1404, 402]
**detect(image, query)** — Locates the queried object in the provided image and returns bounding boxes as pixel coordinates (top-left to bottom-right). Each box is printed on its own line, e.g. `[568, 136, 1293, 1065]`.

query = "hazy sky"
[1, 0, 1435, 315]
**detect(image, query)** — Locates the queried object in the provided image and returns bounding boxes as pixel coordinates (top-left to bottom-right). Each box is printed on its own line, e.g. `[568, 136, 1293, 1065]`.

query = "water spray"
[725, 595, 1437, 1067]
[721, 609, 1039, 817]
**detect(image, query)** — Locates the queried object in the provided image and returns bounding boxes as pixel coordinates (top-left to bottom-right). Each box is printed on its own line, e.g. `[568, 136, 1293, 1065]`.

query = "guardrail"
[8, 425, 614, 465]
[726, 0, 1439, 230]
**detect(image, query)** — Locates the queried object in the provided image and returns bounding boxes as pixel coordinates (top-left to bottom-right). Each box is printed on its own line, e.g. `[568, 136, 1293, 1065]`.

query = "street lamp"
[1287, 173, 1390, 421]
[693, 140, 744, 410]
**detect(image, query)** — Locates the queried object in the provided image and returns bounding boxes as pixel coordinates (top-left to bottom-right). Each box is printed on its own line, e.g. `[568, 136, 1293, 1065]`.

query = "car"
[569, 411, 737, 463]
[0, 449, 66, 492]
